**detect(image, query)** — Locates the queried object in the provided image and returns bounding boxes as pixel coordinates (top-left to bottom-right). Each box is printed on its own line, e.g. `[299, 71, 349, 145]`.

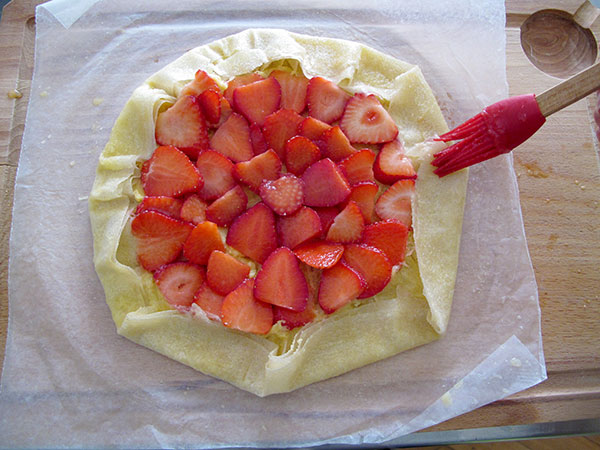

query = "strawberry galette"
[89, 29, 468, 396]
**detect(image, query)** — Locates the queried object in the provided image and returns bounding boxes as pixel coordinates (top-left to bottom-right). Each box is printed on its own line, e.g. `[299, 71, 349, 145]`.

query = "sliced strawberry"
[195, 149, 236, 201]
[141, 145, 203, 197]
[206, 250, 251, 295]
[254, 247, 308, 311]
[205, 185, 248, 227]
[339, 148, 376, 185]
[299, 116, 332, 141]
[136, 196, 183, 218]
[180, 70, 220, 97]
[224, 73, 264, 105]
[344, 181, 378, 224]
[374, 179, 414, 227]
[373, 139, 417, 184]
[362, 219, 409, 266]
[262, 109, 304, 158]
[155, 96, 209, 158]
[259, 173, 304, 216]
[326, 201, 365, 243]
[233, 149, 282, 193]
[209, 112, 254, 163]
[301, 158, 351, 207]
[284, 135, 321, 176]
[293, 239, 344, 269]
[306, 76, 351, 123]
[276, 206, 322, 249]
[221, 278, 274, 335]
[249, 123, 268, 155]
[183, 221, 225, 265]
[131, 211, 194, 271]
[269, 70, 309, 113]
[342, 244, 392, 298]
[154, 262, 205, 308]
[226, 202, 278, 263]
[340, 93, 398, 144]
[193, 283, 224, 321]
[313, 206, 340, 238]
[197, 88, 222, 125]
[318, 262, 366, 313]
[274, 294, 318, 329]
[179, 194, 207, 224]
[233, 77, 281, 126]
[319, 126, 356, 162]
[217, 97, 233, 127]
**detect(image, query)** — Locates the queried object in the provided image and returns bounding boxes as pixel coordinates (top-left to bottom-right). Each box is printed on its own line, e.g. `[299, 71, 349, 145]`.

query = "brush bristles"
[439, 114, 486, 141]
[432, 126, 500, 177]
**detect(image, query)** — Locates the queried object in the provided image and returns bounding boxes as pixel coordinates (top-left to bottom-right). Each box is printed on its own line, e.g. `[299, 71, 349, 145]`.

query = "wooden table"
[1, 0, 598, 441]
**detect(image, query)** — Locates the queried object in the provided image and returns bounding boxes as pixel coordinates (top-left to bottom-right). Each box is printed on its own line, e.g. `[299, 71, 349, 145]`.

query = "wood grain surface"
[0, 0, 598, 437]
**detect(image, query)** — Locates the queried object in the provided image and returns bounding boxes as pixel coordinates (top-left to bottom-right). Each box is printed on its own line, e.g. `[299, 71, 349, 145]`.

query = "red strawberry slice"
[249, 123, 268, 155]
[326, 201, 365, 243]
[373, 139, 417, 184]
[233, 77, 281, 126]
[299, 116, 332, 141]
[205, 185, 248, 227]
[195, 149, 236, 201]
[274, 295, 318, 330]
[131, 211, 194, 272]
[183, 221, 225, 265]
[276, 206, 322, 249]
[221, 278, 274, 335]
[313, 206, 340, 238]
[180, 70, 220, 97]
[339, 149, 376, 185]
[269, 70, 309, 113]
[136, 196, 183, 218]
[206, 250, 251, 295]
[259, 173, 304, 216]
[197, 88, 222, 125]
[254, 247, 309, 311]
[209, 113, 254, 163]
[154, 262, 205, 308]
[306, 76, 351, 123]
[340, 93, 398, 144]
[226, 202, 278, 263]
[344, 181, 378, 224]
[224, 73, 264, 104]
[262, 109, 304, 158]
[193, 283, 224, 321]
[301, 158, 351, 207]
[362, 219, 409, 266]
[217, 97, 233, 128]
[284, 136, 321, 176]
[233, 149, 282, 192]
[155, 96, 209, 158]
[318, 262, 366, 313]
[319, 126, 356, 162]
[141, 145, 203, 197]
[179, 194, 207, 224]
[374, 179, 414, 227]
[342, 244, 392, 298]
[293, 240, 344, 269]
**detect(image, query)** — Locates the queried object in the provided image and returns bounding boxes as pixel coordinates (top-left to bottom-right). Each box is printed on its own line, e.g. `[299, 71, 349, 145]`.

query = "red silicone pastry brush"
[432, 61, 600, 177]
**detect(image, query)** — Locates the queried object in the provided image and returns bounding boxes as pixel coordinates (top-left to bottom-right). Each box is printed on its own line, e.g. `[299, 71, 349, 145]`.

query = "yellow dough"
[89, 29, 468, 396]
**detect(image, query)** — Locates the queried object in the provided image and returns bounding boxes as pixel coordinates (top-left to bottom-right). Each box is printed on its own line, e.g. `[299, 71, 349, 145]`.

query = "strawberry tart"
[89, 29, 468, 396]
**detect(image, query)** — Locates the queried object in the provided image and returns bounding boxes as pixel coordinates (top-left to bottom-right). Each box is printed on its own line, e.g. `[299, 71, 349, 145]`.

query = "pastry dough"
[89, 29, 468, 396]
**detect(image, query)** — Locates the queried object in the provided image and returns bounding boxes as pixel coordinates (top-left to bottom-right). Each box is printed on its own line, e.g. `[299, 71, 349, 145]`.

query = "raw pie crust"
[89, 29, 468, 396]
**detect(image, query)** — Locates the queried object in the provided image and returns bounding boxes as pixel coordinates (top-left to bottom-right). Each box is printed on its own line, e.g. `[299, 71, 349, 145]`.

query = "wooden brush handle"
[536, 61, 600, 117]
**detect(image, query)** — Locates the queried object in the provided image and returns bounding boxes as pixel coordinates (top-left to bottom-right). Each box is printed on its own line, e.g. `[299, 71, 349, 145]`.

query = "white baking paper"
[0, 0, 546, 448]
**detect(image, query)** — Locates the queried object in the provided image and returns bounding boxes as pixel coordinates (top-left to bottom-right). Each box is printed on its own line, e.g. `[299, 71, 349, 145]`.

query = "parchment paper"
[0, 0, 547, 448]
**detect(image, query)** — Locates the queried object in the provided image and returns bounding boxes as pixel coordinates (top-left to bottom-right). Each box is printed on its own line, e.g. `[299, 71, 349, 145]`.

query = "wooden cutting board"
[0, 0, 598, 434]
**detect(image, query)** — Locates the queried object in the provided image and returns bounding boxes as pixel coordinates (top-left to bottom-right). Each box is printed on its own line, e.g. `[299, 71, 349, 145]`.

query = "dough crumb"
[40, 91, 49, 98]
[7, 89, 22, 99]
[510, 357, 522, 367]
[69, 161, 76, 167]
[92, 97, 104, 106]
[441, 392, 452, 406]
